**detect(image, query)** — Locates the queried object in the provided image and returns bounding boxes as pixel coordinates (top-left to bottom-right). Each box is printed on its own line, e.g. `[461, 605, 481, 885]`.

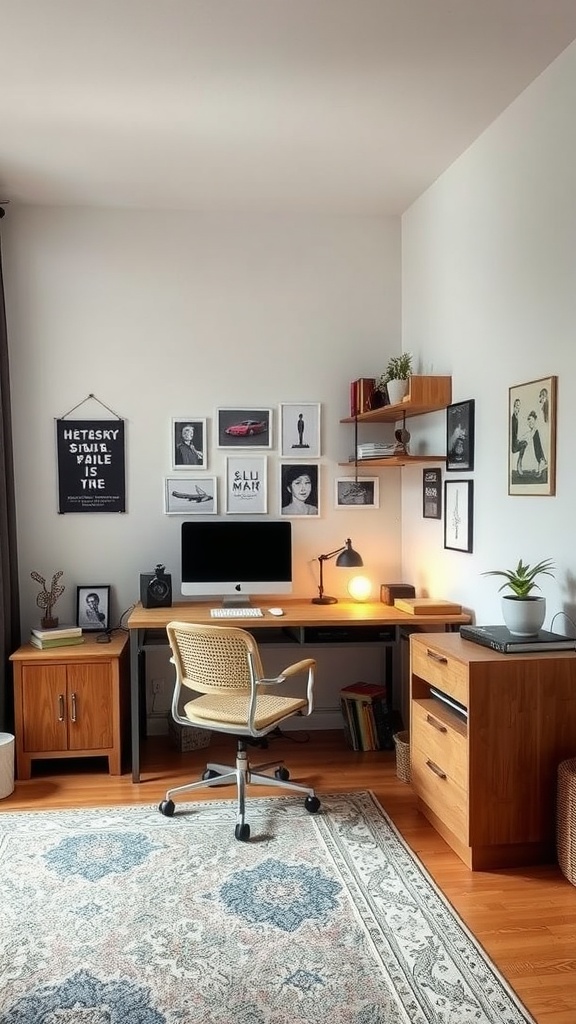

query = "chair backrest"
[166, 621, 265, 695]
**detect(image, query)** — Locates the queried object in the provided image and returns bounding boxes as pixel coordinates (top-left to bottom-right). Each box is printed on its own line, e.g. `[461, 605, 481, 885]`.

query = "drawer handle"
[426, 759, 447, 780]
[58, 694, 65, 722]
[426, 649, 448, 664]
[426, 713, 447, 733]
[70, 692, 77, 723]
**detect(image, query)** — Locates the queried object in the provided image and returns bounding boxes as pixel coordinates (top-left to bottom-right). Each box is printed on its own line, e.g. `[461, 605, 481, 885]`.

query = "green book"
[29, 634, 85, 649]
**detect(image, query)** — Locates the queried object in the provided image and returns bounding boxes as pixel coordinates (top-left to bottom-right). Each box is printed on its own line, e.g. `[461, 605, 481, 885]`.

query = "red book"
[341, 681, 387, 702]
[349, 380, 359, 417]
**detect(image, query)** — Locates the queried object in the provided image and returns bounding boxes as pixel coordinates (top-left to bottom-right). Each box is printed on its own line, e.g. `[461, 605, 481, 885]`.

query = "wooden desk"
[127, 599, 470, 782]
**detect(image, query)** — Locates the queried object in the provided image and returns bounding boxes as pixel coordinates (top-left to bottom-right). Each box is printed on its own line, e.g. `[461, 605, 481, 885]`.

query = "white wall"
[401, 40, 576, 632]
[3, 211, 403, 637]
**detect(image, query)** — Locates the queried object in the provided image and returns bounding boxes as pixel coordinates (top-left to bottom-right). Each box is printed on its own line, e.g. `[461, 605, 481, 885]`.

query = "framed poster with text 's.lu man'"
[56, 418, 126, 513]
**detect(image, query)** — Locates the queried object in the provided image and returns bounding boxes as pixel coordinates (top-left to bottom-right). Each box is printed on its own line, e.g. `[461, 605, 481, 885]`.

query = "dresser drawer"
[411, 639, 469, 706]
[412, 699, 468, 789]
[411, 741, 468, 840]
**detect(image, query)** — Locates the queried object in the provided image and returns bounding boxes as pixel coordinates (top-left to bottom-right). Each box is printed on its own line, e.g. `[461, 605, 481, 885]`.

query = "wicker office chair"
[159, 621, 321, 840]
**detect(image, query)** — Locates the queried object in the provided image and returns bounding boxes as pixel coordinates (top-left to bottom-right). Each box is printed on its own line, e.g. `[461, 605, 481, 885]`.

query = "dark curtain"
[0, 219, 20, 731]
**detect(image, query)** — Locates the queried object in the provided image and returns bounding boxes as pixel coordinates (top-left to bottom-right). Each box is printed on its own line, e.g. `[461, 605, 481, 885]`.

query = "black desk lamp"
[312, 538, 363, 605]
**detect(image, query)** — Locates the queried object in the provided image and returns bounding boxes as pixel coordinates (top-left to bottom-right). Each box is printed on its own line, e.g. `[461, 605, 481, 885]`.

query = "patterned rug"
[0, 791, 534, 1024]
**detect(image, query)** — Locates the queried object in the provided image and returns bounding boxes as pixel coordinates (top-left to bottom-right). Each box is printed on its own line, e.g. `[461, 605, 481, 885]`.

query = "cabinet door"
[21, 664, 68, 752]
[67, 663, 113, 751]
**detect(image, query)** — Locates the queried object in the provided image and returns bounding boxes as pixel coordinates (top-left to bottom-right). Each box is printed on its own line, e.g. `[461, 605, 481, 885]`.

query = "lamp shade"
[335, 539, 363, 568]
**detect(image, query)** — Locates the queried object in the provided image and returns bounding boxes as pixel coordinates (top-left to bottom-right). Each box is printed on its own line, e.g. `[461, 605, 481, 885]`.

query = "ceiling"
[1, 0, 576, 215]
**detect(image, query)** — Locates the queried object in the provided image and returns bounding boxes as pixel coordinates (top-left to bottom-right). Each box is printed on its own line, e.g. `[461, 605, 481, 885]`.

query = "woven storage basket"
[393, 730, 411, 784]
[557, 757, 576, 885]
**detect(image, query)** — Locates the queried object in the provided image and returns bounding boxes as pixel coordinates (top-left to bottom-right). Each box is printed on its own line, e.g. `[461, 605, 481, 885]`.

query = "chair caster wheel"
[202, 769, 220, 781]
[305, 796, 321, 814]
[235, 823, 250, 841]
[159, 800, 175, 817]
[275, 766, 290, 781]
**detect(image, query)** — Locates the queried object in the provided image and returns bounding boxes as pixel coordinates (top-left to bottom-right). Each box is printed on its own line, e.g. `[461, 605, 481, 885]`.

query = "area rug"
[0, 791, 534, 1024]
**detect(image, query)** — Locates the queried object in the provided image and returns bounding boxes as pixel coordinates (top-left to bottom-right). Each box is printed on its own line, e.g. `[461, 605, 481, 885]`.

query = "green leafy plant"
[377, 353, 412, 391]
[482, 559, 555, 598]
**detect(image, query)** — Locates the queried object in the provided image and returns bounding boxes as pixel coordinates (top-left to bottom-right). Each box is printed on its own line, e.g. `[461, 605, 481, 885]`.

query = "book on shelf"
[31, 624, 82, 640]
[340, 682, 399, 751]
[349, 378, 376, 417]
[29, 634, 85, 649]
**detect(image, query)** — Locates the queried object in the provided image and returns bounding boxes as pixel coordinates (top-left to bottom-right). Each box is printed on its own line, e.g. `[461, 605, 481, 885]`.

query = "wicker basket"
[557, 757, 576, 885]
[393, 730, 411, 784]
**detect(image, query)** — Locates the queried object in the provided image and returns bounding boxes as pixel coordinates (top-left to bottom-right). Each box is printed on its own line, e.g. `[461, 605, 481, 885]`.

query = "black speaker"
[140, 564, 172, 609]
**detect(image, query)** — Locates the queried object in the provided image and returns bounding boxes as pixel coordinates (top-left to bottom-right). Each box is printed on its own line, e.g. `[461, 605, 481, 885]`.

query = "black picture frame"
[443, 480, 474, 553]
[76, 585, 111, 631]
[422, 468, 442, 519]
[446, 400, 475, 472]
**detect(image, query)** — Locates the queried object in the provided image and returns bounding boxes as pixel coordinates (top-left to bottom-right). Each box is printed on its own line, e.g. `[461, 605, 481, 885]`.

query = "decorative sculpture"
[31, 570, 65, 628]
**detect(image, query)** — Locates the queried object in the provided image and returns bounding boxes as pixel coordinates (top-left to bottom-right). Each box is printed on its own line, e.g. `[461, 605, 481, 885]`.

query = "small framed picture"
[226, 456, 267, 513]
[446, 400, 475, 472]
[280, 403, 321, 458]
[164, 476, 217, 515]
[280, 463, 320, 517]
[509, 376, 557, 496]
[76, 585, 111, 631]
[217, 408, 272, 449]
[422, 468, 442, 519]
[444, 480, 473, 553]
[335, 477, 379, 508]
[171, 419, 206, 470]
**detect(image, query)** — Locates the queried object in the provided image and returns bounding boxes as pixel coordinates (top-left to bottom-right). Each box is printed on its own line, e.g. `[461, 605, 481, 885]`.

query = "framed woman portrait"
[335, 477, 379, 509]
[171, 418, 206, 470]
[164, 476, 217, 515]
[226, 456, 267, 514]
[280, 403, 321, 458]
[280, 463, 320, 517]
[509, 376, 557, 496]
[76, 585, 111, 631]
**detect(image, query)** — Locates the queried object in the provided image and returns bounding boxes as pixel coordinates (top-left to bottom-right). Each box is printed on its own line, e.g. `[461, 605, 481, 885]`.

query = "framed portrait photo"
[171, 418, 206, 470]
[509, 376, 557, 496]
[76, 585, 111, 631]
[444, 480, 473, 553]
[280, 463, 320, 518]
[164, 475, 217, 515]
[422, 468, 442, 519]
[217, 408, 272, 449]
[446, 400, 475, 472]
[335, 477, 379, 509]
[226, 456, 267, 514]
[280, 403, 321, 458]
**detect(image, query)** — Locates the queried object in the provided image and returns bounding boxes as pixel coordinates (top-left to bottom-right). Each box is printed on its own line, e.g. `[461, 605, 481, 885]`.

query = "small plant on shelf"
[376, 353, 413, 405]
[31, 569, 65, 628]
[482, 558, 555, 597]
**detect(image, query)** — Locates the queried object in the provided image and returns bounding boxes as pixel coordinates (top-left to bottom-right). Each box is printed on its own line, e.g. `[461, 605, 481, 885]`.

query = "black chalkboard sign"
[57, 419, 126, 513]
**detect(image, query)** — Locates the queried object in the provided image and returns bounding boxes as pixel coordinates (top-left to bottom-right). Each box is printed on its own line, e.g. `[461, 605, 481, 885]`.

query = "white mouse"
[268, 607, 284, 617]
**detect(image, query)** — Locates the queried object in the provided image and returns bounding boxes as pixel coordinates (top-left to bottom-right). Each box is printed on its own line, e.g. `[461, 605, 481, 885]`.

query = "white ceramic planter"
[386, 379, 409, 405]
[501, 595, 546, 636]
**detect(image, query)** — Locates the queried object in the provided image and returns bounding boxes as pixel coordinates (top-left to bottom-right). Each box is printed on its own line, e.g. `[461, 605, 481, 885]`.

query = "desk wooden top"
[127, 599, 471, 630]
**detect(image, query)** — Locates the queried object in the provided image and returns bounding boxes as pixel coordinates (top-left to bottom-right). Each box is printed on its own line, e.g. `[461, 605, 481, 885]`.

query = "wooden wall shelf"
[339, 455, 445, 468]
[341, 375, 452, 424]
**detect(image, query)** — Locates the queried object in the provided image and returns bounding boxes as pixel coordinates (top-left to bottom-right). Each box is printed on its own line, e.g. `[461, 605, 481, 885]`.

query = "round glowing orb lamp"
[347, 575, 372, 602]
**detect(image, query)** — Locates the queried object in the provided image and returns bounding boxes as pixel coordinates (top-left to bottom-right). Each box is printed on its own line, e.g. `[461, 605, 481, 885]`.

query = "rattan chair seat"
[184, 693, 308, 729]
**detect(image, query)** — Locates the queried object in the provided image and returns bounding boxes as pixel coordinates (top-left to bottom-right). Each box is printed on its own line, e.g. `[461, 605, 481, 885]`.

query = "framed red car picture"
[217, 408, 272, 449]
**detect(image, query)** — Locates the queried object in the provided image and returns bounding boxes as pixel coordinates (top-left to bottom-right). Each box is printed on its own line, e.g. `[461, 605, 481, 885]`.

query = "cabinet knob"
[426, 713, 447, 733]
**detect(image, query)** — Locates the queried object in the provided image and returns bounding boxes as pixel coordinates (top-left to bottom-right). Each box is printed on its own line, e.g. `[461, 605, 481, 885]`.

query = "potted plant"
[482, 558, 555, 636]
[376, 353, 413, 405]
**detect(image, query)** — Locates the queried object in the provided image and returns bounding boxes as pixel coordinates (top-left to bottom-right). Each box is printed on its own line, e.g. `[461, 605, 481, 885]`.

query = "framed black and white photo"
[76, 585, 110, 631]
[217, 408, 272, 449]
[226, 456, 267, 513]
[280, 463, 320, 518]
[509, 375, 557, 496]
[164, 476, 217, 515]
[280, 403, 321, 458]
[444, 480, 473, 553]
[335, 477, 379, 509]
[422, 468, 442, 519]
[171, 418, 206, 470]
[446, 400, 475, 472]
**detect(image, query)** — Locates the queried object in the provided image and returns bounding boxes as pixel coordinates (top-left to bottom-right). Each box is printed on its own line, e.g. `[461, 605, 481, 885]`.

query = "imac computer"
[181, 520, 292, 606]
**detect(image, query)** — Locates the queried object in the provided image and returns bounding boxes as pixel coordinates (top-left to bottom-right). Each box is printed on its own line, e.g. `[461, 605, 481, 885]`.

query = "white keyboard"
[210, 607, 264, 619]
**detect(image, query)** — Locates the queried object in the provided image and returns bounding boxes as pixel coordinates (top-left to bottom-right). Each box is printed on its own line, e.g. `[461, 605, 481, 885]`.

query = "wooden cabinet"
[410, 631, 576, 870]
[340, 375, 451, 467]
[10, 634, 129, 779]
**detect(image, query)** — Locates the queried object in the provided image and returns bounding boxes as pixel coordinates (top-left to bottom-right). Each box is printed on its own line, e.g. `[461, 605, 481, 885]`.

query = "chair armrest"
[258, 658, 316, 713]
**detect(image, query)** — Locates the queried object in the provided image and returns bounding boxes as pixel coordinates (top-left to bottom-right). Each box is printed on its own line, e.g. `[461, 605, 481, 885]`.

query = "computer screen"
[181, 520, 292, 604]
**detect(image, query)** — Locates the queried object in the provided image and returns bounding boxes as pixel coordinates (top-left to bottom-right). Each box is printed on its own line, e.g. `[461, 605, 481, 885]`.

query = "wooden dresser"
[410, 632, 576, 870]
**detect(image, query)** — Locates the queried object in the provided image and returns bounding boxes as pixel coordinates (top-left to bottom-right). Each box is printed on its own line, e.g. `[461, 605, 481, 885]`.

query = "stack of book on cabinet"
[30, 625, 84, 649]
[340, 682, 398, 751]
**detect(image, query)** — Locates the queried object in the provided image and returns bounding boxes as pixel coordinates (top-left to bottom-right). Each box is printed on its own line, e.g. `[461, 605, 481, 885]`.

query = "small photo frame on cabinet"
[335, 477, 379, 508]
[171, 418, 206, 470]
[164, 476, 217, 515]
[422, 468, 442, 519]
[509, 376, 557, 496]
[76, 585, 111, 631]
[446, 400, 475, 472]
[280, 403, 321, 458]
[444, 480, 473, 553]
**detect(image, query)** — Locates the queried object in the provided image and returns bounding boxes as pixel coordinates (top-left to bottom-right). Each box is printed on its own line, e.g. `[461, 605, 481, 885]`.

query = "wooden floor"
[3, 729, 576, 1023]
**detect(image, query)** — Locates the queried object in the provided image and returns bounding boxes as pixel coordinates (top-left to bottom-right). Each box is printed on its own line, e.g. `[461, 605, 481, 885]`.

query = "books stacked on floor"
[29, 625, 84, 649]
[340, 682, 399, 751]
